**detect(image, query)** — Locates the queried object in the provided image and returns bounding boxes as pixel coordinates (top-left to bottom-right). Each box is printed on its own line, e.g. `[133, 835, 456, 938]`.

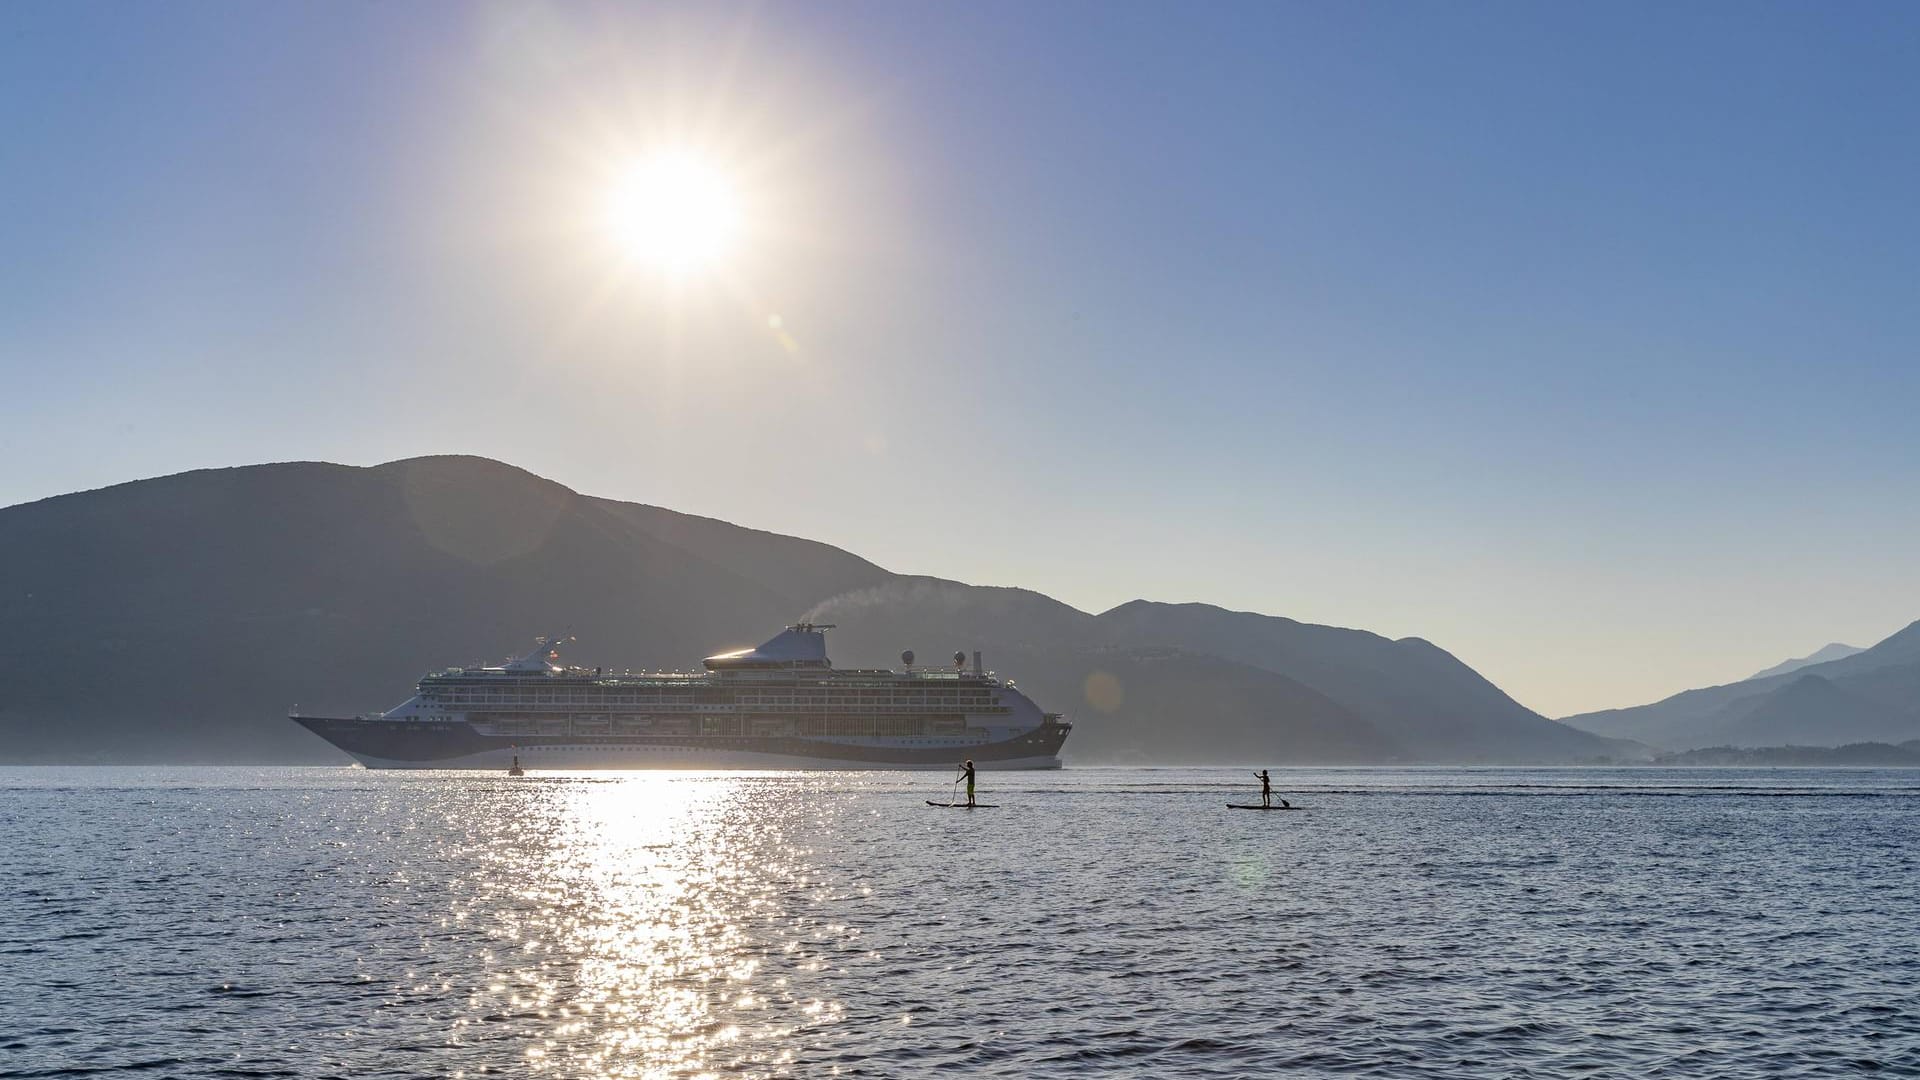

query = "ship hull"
[293, 716, 1068, 770]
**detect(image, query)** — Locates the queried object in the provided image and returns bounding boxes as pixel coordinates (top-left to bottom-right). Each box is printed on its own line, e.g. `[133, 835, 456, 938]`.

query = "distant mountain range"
[1562, 624, 1920, 750]
[1651, 741, 1920, 767]
[0, 455, 1616, 765]
[810, 589, 1610, 764]
[1747, 642, 1865, 681]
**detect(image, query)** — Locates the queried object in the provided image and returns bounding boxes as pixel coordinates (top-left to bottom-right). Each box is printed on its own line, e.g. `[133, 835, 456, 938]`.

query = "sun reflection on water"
[446, 773, 842, 1077]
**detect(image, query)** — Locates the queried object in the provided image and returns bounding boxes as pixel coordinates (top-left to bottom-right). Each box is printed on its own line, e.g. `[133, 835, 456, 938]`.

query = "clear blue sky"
[4, 1, 1917, 716]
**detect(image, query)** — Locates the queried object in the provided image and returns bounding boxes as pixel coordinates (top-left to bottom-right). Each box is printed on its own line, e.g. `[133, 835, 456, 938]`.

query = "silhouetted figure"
[959, 758, 977, 806]
[508, 754, 524, 777]
[1256, 768, 1272, 807]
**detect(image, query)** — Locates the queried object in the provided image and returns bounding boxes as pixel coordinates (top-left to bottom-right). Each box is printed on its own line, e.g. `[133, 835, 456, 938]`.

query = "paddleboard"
[1226, 803, 1297, 810]
[927, 801, 998, 808]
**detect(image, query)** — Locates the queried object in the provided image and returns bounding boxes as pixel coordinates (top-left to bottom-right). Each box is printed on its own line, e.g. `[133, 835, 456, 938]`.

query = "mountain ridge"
[1747, 642, 1866, 682]
[4, 454, 1612, 764]
[1562, 622, 1920, 749]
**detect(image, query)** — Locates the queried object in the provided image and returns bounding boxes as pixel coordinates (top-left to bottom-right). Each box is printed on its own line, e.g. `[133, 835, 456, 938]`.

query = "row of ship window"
[518, 739, 979, 753]
[435, 693, 990, 703]
[486, 720, 964, 736]
[435, 698, 1004, 711]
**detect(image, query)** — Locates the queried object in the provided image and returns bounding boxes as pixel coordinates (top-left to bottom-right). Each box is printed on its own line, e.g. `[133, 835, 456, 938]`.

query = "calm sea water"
[6, 766, 1919, 1078]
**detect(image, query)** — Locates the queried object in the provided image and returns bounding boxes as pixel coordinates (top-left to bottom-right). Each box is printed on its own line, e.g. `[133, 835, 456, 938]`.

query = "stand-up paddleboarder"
[959, 758, 977, 807]
[1256, 768, 1273, 807]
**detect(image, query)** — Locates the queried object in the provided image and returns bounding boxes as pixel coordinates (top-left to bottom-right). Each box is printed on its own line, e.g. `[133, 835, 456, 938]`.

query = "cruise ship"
[291, 623, 1071, 770]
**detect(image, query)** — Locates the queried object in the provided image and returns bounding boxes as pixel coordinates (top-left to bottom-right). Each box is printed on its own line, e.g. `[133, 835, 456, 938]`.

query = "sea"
[5, 766, 1918, 1078]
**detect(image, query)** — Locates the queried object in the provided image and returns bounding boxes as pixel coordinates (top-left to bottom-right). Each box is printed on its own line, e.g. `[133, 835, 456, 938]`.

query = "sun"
[606, 151, 743, 275]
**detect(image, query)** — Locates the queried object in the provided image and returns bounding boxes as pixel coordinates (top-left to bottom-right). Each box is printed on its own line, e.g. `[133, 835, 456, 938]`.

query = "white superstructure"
[293, 623, 1072, 770]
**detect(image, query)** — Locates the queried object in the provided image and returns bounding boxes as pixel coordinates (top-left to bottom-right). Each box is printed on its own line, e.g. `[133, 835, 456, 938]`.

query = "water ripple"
[3, 766, 1918, 1077]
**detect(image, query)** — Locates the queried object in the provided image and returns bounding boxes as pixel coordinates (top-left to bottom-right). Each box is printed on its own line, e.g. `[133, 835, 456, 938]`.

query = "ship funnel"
[972, 650, 982, 674]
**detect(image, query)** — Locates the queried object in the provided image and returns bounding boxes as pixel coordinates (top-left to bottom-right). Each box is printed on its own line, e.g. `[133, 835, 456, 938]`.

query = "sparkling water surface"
[6, 766, 1919, 1078]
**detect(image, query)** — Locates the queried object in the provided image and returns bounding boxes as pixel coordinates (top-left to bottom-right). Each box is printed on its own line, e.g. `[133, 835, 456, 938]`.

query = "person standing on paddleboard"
[959, 759, 977, 807]
[1256, 768, 1273, 807]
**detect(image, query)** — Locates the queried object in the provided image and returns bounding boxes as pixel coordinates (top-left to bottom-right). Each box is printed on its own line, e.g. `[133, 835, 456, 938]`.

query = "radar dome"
[901, 650, 915, 666]
[953, 650, 967, 668]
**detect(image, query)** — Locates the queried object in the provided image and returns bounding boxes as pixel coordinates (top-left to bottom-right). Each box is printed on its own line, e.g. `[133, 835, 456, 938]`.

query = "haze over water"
[8, 767, 1918, 1077]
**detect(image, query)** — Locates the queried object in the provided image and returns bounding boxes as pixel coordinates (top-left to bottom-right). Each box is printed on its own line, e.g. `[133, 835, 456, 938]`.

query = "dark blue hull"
[292, 716, 1070, 770]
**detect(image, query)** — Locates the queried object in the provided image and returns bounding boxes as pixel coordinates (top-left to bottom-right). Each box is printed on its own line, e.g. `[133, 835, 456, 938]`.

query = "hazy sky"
[4, 1, 1918, 717]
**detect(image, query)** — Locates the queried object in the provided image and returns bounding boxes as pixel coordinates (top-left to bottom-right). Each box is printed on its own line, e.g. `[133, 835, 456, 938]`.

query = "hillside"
[1653, 742, 1920, 767]
[1691, 674, 1916, 748]
[4, 455, 1608, 764]
[1747, 642, 1865, 682]
[1087, 601, 1607, 762]
[0, 456, 893, 761]
[1563, 622, 1920, 749]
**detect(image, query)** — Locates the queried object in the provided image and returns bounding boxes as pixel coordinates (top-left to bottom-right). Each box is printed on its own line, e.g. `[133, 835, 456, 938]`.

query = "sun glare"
[607, 152, 743, 275]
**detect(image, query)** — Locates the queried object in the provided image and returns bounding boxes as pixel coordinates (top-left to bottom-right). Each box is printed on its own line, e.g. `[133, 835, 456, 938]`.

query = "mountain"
[1085, 601, 1607, 762]
[1653, 742, 1920, 767]
[1563, 622, 1920, 749]
[810, 586, 1610, 763]
[1747, 642, 1866, 681]
[2, 455, 1609, 764]
[1692, 674, 1916, 748]
[0, 456, 890, 763]
[806, 580, 1410, 763]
